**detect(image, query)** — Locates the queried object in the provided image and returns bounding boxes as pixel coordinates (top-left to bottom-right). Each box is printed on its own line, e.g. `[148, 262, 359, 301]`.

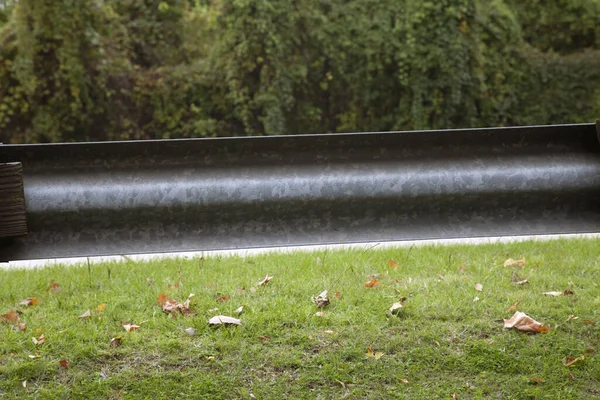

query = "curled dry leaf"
[160, 294, 195, 317]
[563, 355, 585, 367]
[563, 289, 575, 295]
[364, 279, 379, 288]
[109, 337, 122, 348]
[389, 302, 403, 315]
[216, 295, 230, 304]
[334, 291, 342, 299]
[366, 345, 384, 360]
[514, 279, 529, 286]
[19, 297, 40, 307]
[59, 359, 69, 369]
[400, 378, 409, 384]
[529, 377, 544, 384]
[17, 321, 27, 332]
[504, 258, 526, 268]
[503, 311, 549, 333]
[1, 309, 19, 323]
[32, 334, 45, 345]
[78, 309, 91, 320]
[387, 260, 399, 270]
[311, 290, 330, 307]
[157, 293, 168, 306]
[208, 315, 241, 326]
[235, 305, 245, 315]
[257, 274, 273, 286]
[474, 283, 483, 292]
[122, 324, 140, 332]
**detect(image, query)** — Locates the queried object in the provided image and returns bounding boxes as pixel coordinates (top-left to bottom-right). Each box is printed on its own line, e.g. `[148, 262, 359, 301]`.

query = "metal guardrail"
[1, 123, 600, 262]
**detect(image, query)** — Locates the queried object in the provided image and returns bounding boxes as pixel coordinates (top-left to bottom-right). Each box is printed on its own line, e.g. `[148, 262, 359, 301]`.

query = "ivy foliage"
[0, 0, 598, 143]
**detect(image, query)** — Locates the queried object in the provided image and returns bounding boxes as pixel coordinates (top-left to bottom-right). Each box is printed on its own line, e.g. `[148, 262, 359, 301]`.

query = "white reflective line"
[2, 233, 600, 270]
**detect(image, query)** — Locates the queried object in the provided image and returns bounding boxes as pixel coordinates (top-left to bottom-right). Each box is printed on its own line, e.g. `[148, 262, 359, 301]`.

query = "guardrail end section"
[0, 162, 28, 239]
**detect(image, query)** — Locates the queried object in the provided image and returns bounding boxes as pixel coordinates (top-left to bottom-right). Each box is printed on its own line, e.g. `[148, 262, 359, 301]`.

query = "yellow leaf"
[96, 304, 106, 312]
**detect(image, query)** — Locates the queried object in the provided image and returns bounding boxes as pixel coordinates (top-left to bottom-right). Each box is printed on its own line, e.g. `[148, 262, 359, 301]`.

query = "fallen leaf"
[514, 279, 529, 285]
[47, 280, 62, 293]
[257, 274, 273, 286]
[399, 378, 409, 383]
[208, 315, 241, 326]
[563, 289, 575, 295]
[235, 305, 245, 315]
[568, 373, 575, 380]
[59, 359, 69, 369]
[32, 334, 45, 345]
[364, 279, 379, 288]
[366, 345, 384, 360]
[1, 310, 19, 323]
[157, 293, 168, 306]
[583, 349, 596, 356]
[315, 311, 325, 317]
[474, 283, 483, 292]
[542, 291, 564, 297]
[258, 336, 271, 344]
[334, 291, 342, 299]
[387, 260, 399, 270]
[529, 377, 544, 384]
[389, 302, 403, 315]
[473, 296, 480, 302]
[161, 294, 195, 317]
[311, 290, 330, 307]
[146, 278, 153, 286]
[216, 295, 230, 304]
[567, 280, 573, 286]
[19, 297, 40, 307]
[78, 309, 91, 320]
[563, 355, 585, 367]
[508, 301, 521, 312]
[28, 354, 40, 359]
[109, 337, 122, 348]
[583, 320, 596, 325]
[22, 380, 26, 388]
[122, 324, 140, 332]
[503, 311, 550, 333]
[96, 304, 107, 312]
[504, 258, 526, 268]
[17, 322, 27, 332]
[184, 328, 196, 336]
[451, 394, 458, 400]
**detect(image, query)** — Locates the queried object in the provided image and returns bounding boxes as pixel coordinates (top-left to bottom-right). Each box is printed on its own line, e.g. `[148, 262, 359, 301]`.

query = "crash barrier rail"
[1, 122, 600, 262]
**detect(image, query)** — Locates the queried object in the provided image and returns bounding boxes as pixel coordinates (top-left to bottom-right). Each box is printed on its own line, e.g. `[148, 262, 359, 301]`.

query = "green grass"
[1, 238, 600, 399]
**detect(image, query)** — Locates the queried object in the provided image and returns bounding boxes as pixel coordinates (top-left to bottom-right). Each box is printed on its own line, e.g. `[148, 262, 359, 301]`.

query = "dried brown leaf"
[47, 280, 62, 293]
[334, 291, 342, 299]
[32, 334, 45, 345]
[19, 297, 40, 307]
[583, 320, 596, 325]
[563, 289, 575, 295]
[216, 295, 230, 304]
[529, 377, 544, 384]
[146, 278, 153, 286]
[109, 337, 122, 348]
[563, 355, 585, 367]
[399, 378, 409, 383]
[257, 274, 273, 286]
[161, 294, 195, 317]
[208, 315, 241, 326]
[474, 283, 483, 292]
[17, 322, 27, 332]
[311, 290, 330, 307]
[389, 302, 403, 315]
[503, 311, 549, 333]
[59, 359, 69, 369]
[504, 258, 526, 268]
[258, 336, 271, 344]
[78, 309, 91, 320]
[364, 279, 379, 288]
[1, 309, 19, 323]
[157, 293, 168, 306]
[123, 324, 140, 332]
[387, 260, 399, 270]
[508, 301, 521, 312]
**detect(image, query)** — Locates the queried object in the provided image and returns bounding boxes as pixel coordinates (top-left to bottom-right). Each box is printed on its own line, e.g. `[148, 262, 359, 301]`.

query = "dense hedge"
[0, 0, 599, 143]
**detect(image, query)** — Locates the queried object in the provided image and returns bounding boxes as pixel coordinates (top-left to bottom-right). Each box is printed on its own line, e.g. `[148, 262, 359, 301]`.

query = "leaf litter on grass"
[503, 311, 550, 333]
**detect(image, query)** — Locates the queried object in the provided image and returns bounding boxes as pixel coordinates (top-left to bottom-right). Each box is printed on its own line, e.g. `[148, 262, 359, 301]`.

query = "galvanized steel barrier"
[1, 123, 600, 261]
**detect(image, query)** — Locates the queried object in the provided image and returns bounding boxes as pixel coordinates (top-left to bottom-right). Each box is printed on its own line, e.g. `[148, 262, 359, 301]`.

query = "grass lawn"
[1, 238, 600, 399]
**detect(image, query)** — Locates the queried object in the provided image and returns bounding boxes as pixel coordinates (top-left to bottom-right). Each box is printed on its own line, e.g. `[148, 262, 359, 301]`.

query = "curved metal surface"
[1, 123, 600, 261]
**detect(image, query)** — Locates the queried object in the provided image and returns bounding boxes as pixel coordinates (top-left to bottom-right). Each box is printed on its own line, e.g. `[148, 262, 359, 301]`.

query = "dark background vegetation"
[0, 0, 599, 143]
